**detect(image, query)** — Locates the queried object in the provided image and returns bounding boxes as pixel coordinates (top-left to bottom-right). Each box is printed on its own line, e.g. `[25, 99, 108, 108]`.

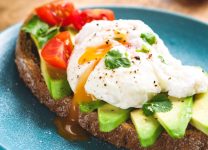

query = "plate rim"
[0, 5, 208, 150]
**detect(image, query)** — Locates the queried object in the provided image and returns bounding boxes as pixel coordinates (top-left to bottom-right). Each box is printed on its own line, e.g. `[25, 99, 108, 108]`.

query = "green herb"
[140, 32, 156, 45]
[80, 101, 105, 113]
[142, 93, 172, 116]
[136, 45, 150, 53]
[158, 55, 166, 63]
[22, 16, 59, 49]
[105, 50, 131, 69]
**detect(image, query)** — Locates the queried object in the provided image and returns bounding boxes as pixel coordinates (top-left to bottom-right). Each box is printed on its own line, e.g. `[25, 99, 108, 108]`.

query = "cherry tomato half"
[70, 9, 115, 30]
[36, 1, 75, 26]
[41, 31, 73, 69]
[81, 9, 115, 22]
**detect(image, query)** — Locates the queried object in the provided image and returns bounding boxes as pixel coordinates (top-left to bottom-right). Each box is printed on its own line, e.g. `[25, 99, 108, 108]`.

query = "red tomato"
[36, 1, 75, 26]
[70, 9, 115, 30]
[81, 9, 115, 22]
[41, 31, 73, 69]
[69, 10, 86, 31]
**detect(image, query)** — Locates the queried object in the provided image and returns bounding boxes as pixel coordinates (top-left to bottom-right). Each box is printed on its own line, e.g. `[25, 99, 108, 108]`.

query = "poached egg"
[67, 20, 208, 109]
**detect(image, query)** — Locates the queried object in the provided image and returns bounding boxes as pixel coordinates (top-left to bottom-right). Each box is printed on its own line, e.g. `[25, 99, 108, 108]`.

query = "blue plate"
[0, 6, 208, 150]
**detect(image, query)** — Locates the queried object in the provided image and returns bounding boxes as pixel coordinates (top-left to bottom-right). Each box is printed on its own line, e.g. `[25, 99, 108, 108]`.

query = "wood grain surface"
[0, 0, 208, 30]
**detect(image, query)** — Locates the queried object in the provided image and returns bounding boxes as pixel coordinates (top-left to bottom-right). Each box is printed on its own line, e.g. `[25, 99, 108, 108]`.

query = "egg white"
[67, 20, 208, 109]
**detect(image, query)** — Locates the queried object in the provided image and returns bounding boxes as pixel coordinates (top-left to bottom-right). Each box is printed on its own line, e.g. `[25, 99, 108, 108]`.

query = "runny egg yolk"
[78, 44, 112, 65]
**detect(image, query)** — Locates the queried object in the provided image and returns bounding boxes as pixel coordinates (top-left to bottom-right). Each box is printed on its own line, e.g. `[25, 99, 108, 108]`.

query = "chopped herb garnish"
[140, 32, 156, 45]
[105, 50, 131, 69]
[136, 45, 150, 53]
[22, 16, 59, 49]
[142, 93, 172, 116]
[79, 101, 105, 113]
[158, 55, 166, 63]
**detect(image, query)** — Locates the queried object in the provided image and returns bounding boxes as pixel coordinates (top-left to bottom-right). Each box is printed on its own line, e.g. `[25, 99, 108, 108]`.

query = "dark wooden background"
[0, 0, 208, 30]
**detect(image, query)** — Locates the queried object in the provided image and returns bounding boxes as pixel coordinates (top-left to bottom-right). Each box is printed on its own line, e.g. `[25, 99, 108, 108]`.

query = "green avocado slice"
[79, 100, 105, 113]
[131, 109, 162, 147]
[191, 92, 208, 135]
[98, 104, 130, 132]
[155, 96, 193, 138]
[40, 59, 72, 100]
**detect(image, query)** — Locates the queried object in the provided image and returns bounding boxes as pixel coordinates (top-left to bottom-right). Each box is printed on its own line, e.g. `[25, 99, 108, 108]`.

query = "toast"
[15, 21, 208, 150]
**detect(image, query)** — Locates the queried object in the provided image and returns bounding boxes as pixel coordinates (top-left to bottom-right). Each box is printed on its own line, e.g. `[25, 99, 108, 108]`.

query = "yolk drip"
[70, 43, 112, 119]
[54, 62, 100, 142]
[73, 61, 99, 105]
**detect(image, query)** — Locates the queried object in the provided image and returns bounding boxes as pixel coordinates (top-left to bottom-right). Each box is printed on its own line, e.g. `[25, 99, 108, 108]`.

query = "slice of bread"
[15, 25, 208, 150]
[15, 30, 72, 117]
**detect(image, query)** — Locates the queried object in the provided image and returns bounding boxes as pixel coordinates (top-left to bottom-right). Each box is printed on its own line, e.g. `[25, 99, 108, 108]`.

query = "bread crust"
[15, 24, 208, 150]
[79, 112, 208, 150]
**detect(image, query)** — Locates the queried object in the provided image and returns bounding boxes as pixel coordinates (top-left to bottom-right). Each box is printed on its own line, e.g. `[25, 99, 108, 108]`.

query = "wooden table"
[0, 0, 208, 30]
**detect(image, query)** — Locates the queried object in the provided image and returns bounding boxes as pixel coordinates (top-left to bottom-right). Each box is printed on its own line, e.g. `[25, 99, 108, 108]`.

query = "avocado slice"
[79, 100, 105, 113]
[131, 109, 163, 147]
[98, 104, 130, 132]
[155, 96, 193, 138]
[39, 28, 77, 100]
[40, 59, 72, 100]
[191, 92, 208, 135]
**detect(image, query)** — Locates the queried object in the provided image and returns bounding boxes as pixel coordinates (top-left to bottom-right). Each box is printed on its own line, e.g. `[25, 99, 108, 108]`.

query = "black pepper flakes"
[134, 70, 137, 74]
[116, 81, 118, 84]
[105, 40, 110, 45]
[147, 54, 152, 59]
[134, 56, 140, 60]
[96, 23, 99, 26]
[133, 26, 136, 30]
[104, 83, 107, 86]
[168, 77, 172, 80]
[99, 76, 102, 79]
